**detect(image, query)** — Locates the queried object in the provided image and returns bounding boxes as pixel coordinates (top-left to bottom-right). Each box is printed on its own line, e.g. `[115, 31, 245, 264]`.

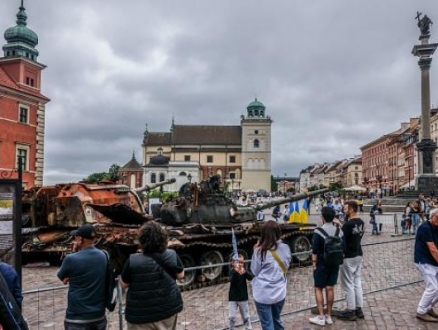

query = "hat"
[70, 224, 96, 239]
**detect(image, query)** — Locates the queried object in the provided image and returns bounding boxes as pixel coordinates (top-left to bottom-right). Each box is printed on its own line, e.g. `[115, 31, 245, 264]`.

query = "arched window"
[151, 173, 156, 183]
[254, 139, 259, 148]
[179, 172, 187, 176]
[159, 173, 165, 182]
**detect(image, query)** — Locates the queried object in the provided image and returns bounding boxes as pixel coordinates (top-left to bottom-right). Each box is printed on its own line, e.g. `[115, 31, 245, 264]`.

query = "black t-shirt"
[342, 218, 365, 259]
[228, 268, 254, 301]
[414, 221, 438, 266]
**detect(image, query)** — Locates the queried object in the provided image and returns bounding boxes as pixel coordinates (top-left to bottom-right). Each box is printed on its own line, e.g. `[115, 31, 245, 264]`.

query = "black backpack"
[315, 227, 344, 266]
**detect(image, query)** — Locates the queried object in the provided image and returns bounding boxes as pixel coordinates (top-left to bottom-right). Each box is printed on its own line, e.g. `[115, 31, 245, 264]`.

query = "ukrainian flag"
[288, 202, 295, 222]
[300, 199, 309, 224]
[290, 201, 300, 223]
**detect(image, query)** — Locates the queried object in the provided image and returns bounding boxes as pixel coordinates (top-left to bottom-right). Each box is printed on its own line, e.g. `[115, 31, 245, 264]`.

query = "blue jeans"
[254, 299, 285, 330]
[411, 213, 420, 233]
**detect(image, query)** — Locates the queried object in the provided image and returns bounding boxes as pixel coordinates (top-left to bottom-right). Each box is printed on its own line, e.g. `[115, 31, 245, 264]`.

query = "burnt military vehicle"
[91, 176, 327, 288]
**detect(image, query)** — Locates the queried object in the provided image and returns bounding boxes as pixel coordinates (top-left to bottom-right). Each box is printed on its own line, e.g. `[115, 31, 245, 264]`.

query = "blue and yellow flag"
[290, 201, 300, 222]
[300, 199, 309, 224]
[288, 203, 294, 222]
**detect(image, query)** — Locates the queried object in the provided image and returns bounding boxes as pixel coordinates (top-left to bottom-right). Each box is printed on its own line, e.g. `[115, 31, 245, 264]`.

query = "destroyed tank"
[90, 175, 328, 288]
[21, 179, 175, 267]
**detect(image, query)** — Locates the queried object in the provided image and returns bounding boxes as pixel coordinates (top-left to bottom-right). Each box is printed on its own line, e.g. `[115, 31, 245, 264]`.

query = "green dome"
[247, 98, 265, 109]
[4, 25, 38, 47]
[2, 2, 39, 60]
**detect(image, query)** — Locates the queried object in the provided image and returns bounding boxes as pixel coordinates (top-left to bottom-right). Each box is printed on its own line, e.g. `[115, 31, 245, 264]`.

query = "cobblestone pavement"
[21, 214, 432, 330]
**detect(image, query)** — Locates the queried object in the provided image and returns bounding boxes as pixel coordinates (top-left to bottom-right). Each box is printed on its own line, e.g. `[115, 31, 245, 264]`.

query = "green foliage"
[271, 175, 278, 192]
[83, 164, 121, 183]
[308, 184, 326, 192]
[329, 182, 343, 193]
[108, 164, 120, 182]
[83, 172, 109, 183]
[147, 190, 178, 201]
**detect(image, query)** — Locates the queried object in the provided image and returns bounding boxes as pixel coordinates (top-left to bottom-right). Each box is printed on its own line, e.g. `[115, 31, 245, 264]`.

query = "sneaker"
[428, 309, 438, 318]
[337, 309, 357, 321]
[416, 312, 438, 322]
[309, 315, 325, 326]
[325, 314, 333, 324]
[355, 307, 364, 319]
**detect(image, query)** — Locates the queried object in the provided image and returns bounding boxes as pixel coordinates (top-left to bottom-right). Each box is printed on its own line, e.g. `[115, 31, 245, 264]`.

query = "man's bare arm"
[426, 242, 438, 263]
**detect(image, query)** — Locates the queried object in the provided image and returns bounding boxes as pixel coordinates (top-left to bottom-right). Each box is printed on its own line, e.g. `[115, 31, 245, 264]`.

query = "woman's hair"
[138, 221, 168, 254]
[257, 221, 282, 261]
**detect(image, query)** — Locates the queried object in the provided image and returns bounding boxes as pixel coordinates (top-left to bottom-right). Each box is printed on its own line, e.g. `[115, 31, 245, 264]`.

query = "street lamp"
[284, 173, 287, 195]
[187, 173, 192, 183]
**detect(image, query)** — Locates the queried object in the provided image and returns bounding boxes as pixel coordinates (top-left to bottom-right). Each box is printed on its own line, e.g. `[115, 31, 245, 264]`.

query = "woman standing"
[119, 221, 184, 330]
[251, 221, 291, 330]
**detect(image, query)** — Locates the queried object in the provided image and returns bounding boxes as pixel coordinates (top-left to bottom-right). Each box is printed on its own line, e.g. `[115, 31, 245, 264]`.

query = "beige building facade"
[141, 99, 272, 192]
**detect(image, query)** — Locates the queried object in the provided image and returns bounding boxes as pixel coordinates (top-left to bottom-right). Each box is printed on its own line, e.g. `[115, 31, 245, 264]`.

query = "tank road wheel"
[177, 254, 196, 287]
[289, 235, 311, 263]
[200, 250, 224, 281]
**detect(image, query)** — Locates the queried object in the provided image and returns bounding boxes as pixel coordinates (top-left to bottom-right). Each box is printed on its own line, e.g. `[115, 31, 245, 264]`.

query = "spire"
[170, 115, 175, 133]
[3, 0, 39, 60]
[132, 150, 135, 159]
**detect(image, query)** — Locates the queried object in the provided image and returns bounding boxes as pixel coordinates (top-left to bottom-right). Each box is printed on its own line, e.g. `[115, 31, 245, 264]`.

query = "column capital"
[418, 57, 433, 70]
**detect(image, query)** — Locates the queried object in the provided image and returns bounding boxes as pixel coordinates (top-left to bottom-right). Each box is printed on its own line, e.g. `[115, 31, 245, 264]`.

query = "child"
[229, 254, 254, 330]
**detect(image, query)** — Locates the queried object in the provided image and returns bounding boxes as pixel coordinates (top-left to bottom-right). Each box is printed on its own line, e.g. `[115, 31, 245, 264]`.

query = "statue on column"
[416, 12, 433, 35]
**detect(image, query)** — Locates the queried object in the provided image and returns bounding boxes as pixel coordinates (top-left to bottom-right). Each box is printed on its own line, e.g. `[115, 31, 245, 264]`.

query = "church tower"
[241, 98, 272, 192]
[0, 0, 49, 187]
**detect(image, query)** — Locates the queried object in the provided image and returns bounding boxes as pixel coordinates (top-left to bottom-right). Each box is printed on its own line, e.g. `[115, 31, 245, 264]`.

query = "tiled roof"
[171, 125, 241, 145]
[0, 67, 49, 101]
[121, 156, 142, 169]
[144, 132, 172, 145]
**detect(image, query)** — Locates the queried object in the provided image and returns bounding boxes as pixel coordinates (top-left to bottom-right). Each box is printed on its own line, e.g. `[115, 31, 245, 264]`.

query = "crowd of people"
[2, 193, 438, 329]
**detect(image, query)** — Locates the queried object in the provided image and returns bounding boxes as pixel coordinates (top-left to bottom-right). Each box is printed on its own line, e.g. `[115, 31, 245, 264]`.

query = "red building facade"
[0, 3, 49, 188]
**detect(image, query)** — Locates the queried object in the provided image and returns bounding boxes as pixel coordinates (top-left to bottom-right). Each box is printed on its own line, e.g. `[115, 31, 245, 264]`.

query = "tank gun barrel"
[134, 178, 176, 194]
[254, 188, 328, 211]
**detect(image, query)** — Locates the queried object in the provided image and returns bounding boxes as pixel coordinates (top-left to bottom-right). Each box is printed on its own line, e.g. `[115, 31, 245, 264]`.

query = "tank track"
[172, 230, 313, 291]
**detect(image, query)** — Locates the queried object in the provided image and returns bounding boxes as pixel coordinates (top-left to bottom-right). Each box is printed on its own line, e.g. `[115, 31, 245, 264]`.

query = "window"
[16, 148, 28, 171]
[229, 155, 236, 163]
[151, 173, 156, 183]
[207, 155, 213, 163]
[229, 173, 236, 179]
[254, 130, 259, 134]
[159, 173, 165, 182]
[254, 139, 259, 148]
[184, 155, 191, 161]
[19, 106, 28, 124]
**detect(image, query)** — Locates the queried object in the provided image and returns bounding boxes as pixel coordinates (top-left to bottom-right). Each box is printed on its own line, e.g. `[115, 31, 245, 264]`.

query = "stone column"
[412, 17, 438, 192]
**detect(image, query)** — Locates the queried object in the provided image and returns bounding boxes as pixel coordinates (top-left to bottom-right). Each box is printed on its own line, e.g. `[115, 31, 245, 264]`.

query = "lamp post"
[283, 173, 287, 195]
[187, 173, 192, 183]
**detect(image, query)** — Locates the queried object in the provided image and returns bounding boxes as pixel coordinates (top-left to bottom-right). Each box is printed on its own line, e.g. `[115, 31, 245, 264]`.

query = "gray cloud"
[1, 0, 437, 184]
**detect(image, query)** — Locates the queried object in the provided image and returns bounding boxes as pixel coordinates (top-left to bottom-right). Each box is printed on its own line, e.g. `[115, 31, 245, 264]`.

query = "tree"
[108, 164, 120, 182]
[83, 163, 121, 183]
[83, 172, 108, 183]
[270, 175, 278, 192]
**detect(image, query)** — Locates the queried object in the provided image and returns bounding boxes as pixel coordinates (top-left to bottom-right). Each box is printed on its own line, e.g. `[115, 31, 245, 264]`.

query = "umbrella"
[344, 185, 366, 192]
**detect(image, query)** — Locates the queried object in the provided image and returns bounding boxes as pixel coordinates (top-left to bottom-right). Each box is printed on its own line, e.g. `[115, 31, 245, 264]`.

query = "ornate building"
[141, 99, 272, 192]
[0, 2, 49, 188]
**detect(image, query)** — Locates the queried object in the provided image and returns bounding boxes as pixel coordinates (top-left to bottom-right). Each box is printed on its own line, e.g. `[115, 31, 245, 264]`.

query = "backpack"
[103, 251, 117, 312]
[315, 227, 344, 266]
[0, 270, 29, 330]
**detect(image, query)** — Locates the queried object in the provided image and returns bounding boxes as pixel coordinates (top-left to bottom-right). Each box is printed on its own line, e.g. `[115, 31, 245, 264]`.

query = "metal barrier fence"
[21, 235, 420, 330]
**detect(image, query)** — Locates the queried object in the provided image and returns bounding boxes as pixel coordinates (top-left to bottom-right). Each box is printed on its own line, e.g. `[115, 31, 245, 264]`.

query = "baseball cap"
[70, 224, 97, 239]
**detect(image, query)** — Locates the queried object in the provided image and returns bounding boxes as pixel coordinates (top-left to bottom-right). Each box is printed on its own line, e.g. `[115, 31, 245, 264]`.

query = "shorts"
[313, 264, 340, 288]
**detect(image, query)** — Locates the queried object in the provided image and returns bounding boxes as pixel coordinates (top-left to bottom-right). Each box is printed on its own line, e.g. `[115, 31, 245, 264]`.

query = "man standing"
[309, 207, 344, 326]
[337, 201, 365, 321]
[414, 208, 438, 322]
[58, 224, 107, 330]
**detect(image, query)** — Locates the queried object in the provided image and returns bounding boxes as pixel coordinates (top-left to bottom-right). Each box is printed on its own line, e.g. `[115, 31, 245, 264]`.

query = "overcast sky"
[1, 0, 438, 184]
